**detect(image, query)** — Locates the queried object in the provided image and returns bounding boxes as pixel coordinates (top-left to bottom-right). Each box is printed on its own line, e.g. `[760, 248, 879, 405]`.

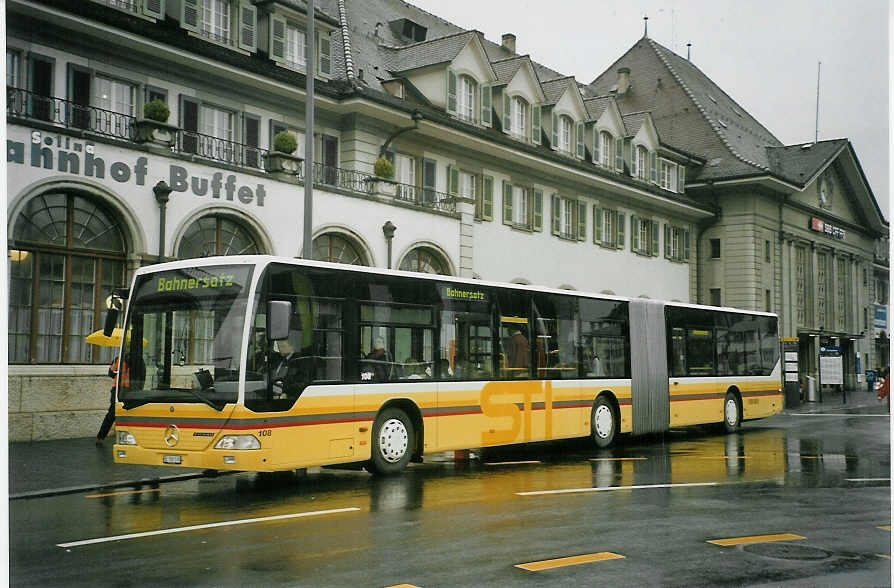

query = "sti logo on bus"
[157, 274, 235, 292]
[480, 381, 562, 445]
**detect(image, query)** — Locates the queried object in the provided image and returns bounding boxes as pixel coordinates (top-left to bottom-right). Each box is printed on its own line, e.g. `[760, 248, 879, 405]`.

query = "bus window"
[758, 316, 779, 375]
[580, 298, 629, 378]
[438, 282, 494, 380]
[360, 302, 434, 382]
[685, 328, 715, 376]
[665, 306, 715, 377]
[669, 327, 686, 377]
[496, 290, 531, 379]
[532, 294, 579, 379]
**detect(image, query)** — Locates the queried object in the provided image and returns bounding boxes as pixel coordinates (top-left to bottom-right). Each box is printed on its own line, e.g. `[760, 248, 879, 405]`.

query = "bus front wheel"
[723, 392, 741, 432]
[367, 407, 414, 475]
[591, 396, 617, 448]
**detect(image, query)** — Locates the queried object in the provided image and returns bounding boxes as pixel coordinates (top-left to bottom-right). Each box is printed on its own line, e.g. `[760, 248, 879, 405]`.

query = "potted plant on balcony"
[134, 99, 177, 147]
[368, 155, 397, 197]
[266, 131, 302, 176]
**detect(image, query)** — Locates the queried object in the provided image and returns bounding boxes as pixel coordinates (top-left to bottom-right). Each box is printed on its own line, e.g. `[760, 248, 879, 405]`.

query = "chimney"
[616, 67, 631, 97]
[501, 33, 516, 54]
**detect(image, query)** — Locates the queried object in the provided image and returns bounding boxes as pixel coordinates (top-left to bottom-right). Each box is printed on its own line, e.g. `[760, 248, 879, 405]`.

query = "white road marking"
[845, 478, 890, 482]
[789, 413, 889, 417]
[57, 507, 361, 548]
[516, 482, 718, 496]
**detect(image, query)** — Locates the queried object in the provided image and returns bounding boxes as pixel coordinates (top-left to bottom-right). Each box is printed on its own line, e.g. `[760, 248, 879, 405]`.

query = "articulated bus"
[110, 256, 782, 475]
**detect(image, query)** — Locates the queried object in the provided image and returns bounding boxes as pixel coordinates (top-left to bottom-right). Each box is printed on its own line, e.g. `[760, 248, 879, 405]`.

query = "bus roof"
[132, 255, 777, 319]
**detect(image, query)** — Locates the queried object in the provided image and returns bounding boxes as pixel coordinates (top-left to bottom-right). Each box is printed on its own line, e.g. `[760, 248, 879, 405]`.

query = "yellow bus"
[110, 256, 782, 475]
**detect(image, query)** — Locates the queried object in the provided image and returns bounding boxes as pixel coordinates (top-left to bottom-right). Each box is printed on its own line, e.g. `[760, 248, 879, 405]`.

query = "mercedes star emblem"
[163, 424, 180, 447]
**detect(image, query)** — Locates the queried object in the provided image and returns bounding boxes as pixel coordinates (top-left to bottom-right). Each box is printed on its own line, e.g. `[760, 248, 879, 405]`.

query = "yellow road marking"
[696, 456, 752, 460]
[86, 488, 161, 499]
[589, 457, 647, 461]
[877, 554, 891, 559]
[515, 552, 624, 571]
[484, 460, 541, 466]
[878, 525, 891, 531]
[708, 533, 804, 546]
[385, 585, 421, 588]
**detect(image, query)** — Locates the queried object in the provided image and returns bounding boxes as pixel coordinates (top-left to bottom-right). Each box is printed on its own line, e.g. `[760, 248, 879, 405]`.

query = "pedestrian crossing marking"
[708, 533, 804, 546]
[515, 551, 624, 571]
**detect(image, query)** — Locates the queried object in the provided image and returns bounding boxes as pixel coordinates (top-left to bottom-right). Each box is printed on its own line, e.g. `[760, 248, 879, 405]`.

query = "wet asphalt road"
[10, 406, 892, 587]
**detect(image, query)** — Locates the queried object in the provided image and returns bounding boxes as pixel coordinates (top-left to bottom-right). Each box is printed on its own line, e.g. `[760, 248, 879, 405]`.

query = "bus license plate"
[163, 455, 182, 465]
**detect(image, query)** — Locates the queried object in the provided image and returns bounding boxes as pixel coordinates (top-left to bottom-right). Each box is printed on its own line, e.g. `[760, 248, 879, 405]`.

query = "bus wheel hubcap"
[594, 405, 613, 438]
[379, 418, 408, 463]
[726, 400, 737, 425]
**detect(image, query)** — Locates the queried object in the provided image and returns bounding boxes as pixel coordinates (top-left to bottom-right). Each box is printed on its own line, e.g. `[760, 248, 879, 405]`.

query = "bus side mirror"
[267, 300, 291, 341]
[103, 308, 118, 337]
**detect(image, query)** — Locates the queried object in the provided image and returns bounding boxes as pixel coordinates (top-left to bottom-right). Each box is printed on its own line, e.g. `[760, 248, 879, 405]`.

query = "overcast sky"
[410, 0, 890, 218]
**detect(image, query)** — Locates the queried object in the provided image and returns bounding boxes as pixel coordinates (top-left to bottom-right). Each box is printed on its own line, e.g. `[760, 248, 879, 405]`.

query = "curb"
[10, 470, 235, 500]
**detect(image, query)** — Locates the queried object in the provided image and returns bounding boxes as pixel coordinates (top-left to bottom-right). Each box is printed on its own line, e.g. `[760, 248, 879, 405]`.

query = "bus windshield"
[118, 265, 253, 410]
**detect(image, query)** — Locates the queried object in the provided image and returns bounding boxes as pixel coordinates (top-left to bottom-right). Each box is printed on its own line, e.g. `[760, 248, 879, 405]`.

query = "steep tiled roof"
[380, 30, 477, 74]
[540, 77, 574, 105]
[491, 55, 526, 85]
[622, 112, 649, 137]
[767, 139, 848, 185]
[583, 95, 613, 121]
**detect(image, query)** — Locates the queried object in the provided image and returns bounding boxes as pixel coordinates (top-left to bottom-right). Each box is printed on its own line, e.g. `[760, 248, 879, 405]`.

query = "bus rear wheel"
[723, 392, 741, 432]
[591, 396, 617, 448]
[367, 407, 414, 475]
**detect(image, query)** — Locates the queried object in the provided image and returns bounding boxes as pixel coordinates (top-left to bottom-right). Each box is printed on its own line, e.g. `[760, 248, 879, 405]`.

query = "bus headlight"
[117, 430, 137, 445]
[215, 435, 260, 450]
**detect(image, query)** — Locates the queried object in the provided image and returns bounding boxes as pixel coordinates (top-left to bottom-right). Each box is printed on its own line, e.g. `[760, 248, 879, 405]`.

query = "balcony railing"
[302, 163, 375, 194]
[176, 129, 269, 171]
[393, 182, 456, 213]
[7, 86, 135, 141]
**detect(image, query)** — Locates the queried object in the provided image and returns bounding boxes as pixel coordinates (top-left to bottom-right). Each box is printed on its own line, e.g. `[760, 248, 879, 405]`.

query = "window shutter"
[482, 175, 493, 220]
[664, 224, 672, 258]
[502, 181, 513, 225]
[481, 85, 492, 127]
[503, 92, 511, 133]
[531, 104, 541, 144]
[593, 130, 600, 164]
[551, 194, 560, 235]
[651, 220, 660, 256]
[615, 137, 624, 171]
[650, 152, 658, 184]
[532, 189, 543, 232]
[683, 229, 691, 261]
[577, 200, 587, 241]
[243, 113, 260, 167]
[617, 212, 625, 249]
[238, 2, 257, 52]
[631, 147, 638, 177]
[180, 95, 199, 154]
[446, 69, 457, 114]
[270, 15, 287, 63]
[593, 207, 603, 243]
[575, 121, 585, 159]
[318, 32, 332, 76]
[142, 0, 165, 19]
[180, 0, 199, 31]
[631, 216, 639, 252]
[678, 165, 686, 193]
[447, 165, 459, 195]
[551, 112, 558, 150]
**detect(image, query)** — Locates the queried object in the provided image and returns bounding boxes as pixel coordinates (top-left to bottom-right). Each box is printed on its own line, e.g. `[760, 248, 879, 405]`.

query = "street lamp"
[382, 221, 396, 269]
[153, 180, 173, 263]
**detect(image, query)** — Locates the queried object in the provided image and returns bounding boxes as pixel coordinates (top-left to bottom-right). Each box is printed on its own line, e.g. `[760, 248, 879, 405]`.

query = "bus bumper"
[113, 444, 275, 471]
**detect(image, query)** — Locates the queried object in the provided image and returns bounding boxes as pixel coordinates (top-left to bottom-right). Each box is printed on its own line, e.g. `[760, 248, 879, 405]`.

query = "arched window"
[558, 115, 573, 153]
[633, 145, 648, 180]
[457, 75, 477, 122]
[9, 192, 127, 364]
[177, 215, 260, 259]
[399, 247, 450, 275]
[312, 233, 367, 266]
[510, 96, 528, 137]
[599, 131, 613, 167]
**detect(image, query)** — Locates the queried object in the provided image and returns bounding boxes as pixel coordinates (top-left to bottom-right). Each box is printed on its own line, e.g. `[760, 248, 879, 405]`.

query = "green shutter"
[575, 121, 585, 159]
[503, 92, 511, 133]
[448, 165, 459, 195]
[481, 85, 492, 127]
[270, 15, 287, 62]
[651, 152, 658, 183]
[446, 69, 457, 114]
[551, 112, 558, 150]
[678, 164, 686, 193]
[664, 224, 672, 258]
[181, 0, 199, 31]
[318, 32, 332, 76]
[617, 212, 625, 249]
[533, 189, 543, 232]
[594, 207, 603, 243]
[551, 194, 560, 235]
[532, 104, 541, 144]
[683, 229, 691, 261]
[577, 200, 587, 241]
[238, 2, 257, 52]
[631, 216, 639, 252]
[615, 137, 624, 170]
[142, 0, 165, 19]
[651, 220, 660, 256]
[482, 175, 493, 220]
[593, 130, 600, 163]
[503, 181, 513, 225]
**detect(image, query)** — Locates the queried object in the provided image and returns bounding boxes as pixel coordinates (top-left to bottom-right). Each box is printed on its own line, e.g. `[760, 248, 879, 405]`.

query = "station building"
[6, 0, 888, 440]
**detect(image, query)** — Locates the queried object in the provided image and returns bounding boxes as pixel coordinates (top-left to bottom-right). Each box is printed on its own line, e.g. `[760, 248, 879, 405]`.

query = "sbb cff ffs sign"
[810, 217, 846, 240]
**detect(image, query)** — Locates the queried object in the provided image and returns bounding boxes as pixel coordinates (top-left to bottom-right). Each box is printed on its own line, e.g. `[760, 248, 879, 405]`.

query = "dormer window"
[181, 0, 258, 53]
[555, 115, 572, 154]
[201, 0, 231, 44]
[457, 75, 477, 122]
[284, 23, 306, 69]
[270, 15, 332, 77]
[599, 131, 613, 167]
[510, 96, 527, 138]
[633, 145, 648, 180]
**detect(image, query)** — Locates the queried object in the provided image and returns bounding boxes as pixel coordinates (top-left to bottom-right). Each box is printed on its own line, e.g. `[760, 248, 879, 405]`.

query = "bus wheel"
[367, 408, 414, 475]
[591, 396, 617, 448]
[723, 392, 741, 432]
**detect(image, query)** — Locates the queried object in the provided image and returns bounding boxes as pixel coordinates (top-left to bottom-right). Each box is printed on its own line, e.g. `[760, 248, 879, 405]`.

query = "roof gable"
[542, 77, 586, 120]
[503, 58, 546, 104]
[593, 99, 625, 138]
[627, 112, 660, 149]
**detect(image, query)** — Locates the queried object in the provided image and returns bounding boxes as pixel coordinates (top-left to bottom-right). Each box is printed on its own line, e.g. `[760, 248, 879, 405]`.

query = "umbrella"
[84, 328, 126, 347]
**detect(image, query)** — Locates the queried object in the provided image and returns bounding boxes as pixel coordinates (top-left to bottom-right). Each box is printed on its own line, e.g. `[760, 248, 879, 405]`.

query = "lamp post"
[153, 181, 173, 263]
[302, 0, 315, 258]
[382, 221, 396, 269]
